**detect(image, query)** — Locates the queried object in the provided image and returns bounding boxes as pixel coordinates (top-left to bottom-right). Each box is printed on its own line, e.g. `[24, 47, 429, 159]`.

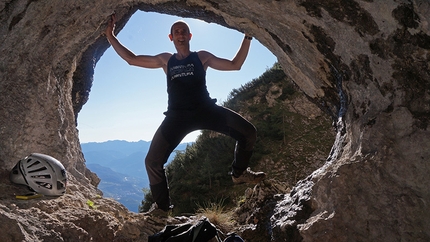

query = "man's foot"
[232, 167, 266, 184]
[144, 203, 171, 218]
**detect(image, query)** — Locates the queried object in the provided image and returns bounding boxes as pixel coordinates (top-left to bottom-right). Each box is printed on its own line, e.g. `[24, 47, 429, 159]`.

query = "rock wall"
[0, 0, 429, 241]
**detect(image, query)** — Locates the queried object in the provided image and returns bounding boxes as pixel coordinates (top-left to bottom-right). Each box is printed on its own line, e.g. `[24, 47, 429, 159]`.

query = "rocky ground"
[0, 168, 290, 241]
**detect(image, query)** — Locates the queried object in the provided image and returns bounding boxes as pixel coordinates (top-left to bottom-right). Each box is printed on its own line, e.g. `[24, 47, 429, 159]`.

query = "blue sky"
[77, 11, 277, 143]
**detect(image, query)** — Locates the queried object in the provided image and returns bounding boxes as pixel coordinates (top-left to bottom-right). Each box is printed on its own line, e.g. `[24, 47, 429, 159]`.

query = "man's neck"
[175, 46, 191, 60]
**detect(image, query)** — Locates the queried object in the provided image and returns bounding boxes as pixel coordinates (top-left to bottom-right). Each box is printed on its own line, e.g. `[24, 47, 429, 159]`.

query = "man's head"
[169, 20, 192, 42]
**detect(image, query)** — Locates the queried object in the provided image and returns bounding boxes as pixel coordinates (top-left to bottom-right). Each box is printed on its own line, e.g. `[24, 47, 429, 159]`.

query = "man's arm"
[199, 34, 252, 71]
[105, 14, 171, 72]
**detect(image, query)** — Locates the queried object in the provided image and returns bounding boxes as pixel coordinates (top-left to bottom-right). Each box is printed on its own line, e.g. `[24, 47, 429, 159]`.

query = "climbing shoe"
[231, 167, 266, 185]
[144, 203, 172, 218]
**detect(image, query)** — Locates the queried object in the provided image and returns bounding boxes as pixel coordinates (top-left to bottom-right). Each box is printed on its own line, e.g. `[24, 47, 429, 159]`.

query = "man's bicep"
[205, 54, 237, 71]
[133, 53, 171, 69]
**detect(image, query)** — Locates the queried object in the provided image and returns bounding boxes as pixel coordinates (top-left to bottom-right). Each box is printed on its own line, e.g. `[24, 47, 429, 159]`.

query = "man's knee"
[145, 153, 163, 170]
[145, 154, 166, 184]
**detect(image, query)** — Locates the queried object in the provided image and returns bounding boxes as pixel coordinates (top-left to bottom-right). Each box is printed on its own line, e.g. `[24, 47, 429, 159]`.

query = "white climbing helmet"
[10, 153, 67, 196]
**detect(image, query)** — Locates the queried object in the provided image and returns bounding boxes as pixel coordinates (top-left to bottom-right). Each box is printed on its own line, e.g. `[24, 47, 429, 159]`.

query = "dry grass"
[196, 200, 236, 233]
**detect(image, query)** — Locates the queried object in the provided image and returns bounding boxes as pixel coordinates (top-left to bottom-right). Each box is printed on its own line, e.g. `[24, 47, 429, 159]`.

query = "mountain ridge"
[81, 140, 190, 212]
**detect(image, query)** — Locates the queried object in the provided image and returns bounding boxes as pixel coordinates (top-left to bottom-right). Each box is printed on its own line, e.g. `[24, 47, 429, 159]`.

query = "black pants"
[145, 104, 256, 210]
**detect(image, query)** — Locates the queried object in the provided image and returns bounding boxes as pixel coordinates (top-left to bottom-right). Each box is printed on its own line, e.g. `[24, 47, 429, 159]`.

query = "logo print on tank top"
[170, 63, 195, 80]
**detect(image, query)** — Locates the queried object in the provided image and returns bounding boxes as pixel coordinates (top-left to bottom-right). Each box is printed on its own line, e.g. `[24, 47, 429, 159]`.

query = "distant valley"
[81, 140, 190, 212]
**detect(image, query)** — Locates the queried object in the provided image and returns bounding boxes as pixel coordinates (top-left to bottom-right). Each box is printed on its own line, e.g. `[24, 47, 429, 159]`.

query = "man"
[105, 14, 265, 216]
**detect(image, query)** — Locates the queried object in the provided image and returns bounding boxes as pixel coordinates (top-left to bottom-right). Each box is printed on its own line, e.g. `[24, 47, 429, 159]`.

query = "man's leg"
[145, 127, 174, 211]
[145, 115, 191, 211]
[199, 105, 263, 181]
[223, 108, 257, 176]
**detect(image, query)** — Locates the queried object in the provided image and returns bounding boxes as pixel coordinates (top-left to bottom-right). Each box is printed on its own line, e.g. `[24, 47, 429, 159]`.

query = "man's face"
[169, 22, 192, 45]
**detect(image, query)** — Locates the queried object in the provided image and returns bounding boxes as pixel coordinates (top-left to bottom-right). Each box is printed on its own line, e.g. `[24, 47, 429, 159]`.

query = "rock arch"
[1, 0, 429, 241]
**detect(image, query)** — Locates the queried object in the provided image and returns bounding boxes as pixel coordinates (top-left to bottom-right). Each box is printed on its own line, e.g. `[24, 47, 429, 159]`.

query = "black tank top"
[166, 52, 213, 111]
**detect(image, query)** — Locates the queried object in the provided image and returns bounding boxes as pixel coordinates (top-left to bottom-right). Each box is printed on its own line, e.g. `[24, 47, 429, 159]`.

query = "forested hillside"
[140, 63, 335, 215]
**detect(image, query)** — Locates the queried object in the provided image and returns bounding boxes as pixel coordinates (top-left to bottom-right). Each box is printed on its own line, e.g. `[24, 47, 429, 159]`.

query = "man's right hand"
[105, 13, 116, 37]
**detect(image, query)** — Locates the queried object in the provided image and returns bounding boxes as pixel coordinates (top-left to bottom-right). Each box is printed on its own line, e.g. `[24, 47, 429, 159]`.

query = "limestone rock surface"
[1, 0, 429, 241]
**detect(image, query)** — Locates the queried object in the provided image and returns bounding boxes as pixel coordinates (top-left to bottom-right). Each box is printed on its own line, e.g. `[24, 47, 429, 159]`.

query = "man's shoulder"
[196, 50, 211, 56]
[196, 50, 214, 65]
[157, 52, 174, 65]
[159, 52, 174, 59]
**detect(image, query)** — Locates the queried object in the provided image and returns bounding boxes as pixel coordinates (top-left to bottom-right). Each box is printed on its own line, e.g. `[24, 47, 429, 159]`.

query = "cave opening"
[77, 11, 277, 144]
[75, 10, 277, 212]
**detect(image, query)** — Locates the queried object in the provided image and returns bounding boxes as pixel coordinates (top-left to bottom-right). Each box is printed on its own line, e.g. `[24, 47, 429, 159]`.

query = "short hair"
[170, 20, 191, 35]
